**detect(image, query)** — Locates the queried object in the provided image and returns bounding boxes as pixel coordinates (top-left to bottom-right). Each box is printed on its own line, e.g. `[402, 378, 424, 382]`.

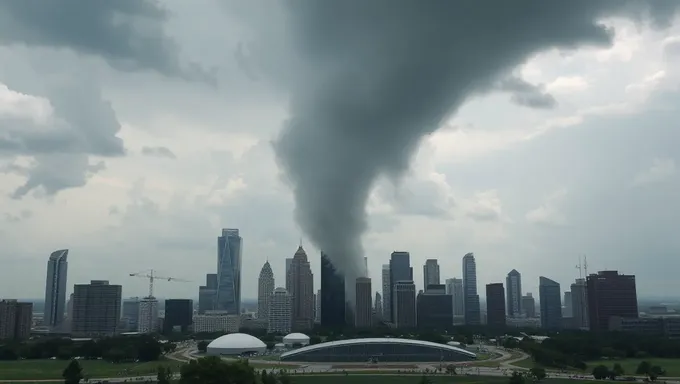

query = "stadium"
[280, 338, 477, 363]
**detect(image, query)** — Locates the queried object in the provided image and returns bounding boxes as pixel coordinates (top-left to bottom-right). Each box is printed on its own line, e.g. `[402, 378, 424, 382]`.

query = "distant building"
[486, 283, 506, 328]
[417, 284, 452, 329]
[506, 269, 522, 318]
[539, 277, 562, 330]
[138, 297, 159, 334]
[587, 271, 638, 332]
[314, 290, 321, 324]
[446, 278, 464, 319]
[522, 293, 536, 318]
[389, 252, 412, 322]
[257, 261, 275, 323]
[321, 252, 345, 328]
[423, 259, 440, 287]
[463, 253, 481, 325]
[44, 249, 69, 329]
[393, 280, 416, 328]
[0, 300, 32, 340]
[121, 297, 140, 331]
[198, 274, 217, 314]
[563, 291, 573, 318]
[193, 311, 239, 333]
[268, 287, 292, 334]
[216, 229, 242, 314]
[286, 246, 314, 330]
[163, 299, 193, 333]
[609, 316, 680, 339]
[381, 264, 391, 321]
[355, 277, 373, 327]
[374, 291, 383, 320]
[71, 280, 122, 337]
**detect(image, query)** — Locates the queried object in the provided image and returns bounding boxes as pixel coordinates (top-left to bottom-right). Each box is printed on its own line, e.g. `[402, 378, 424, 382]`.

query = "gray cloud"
[248, 1, 680, 288]
[499, 76, 557, 110]
[141, 146, 177, 159]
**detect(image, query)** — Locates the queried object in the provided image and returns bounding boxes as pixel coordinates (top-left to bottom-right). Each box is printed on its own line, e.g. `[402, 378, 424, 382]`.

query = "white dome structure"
[283, 332, 310, 347]
[206, 333, 267, 356]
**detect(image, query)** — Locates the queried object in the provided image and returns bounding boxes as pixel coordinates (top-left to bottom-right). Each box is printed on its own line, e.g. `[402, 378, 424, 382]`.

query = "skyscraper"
[257, 261, 275, 322]
[320, 252, 345, 328]
[122, 297, 140, 331]
[355, 277, 372, 327]
[315, 290, 321, 323]
[522, 293, 536, 318]
[198, 274, 217, 314]
[423, 259, 440, 287]
[417, 284, 452, 329]
[286, 246, 314, 330]
[44, 249, 68, 329]
[374, 291, 383, 320]
[393, 280, 416, 328]
[0, 300, 32, 340]
[71, 280, 122, 337]
[445, 278, 464, 318]
[506, 269, 522, 318]
[587, 271, 638, 332]
[268, 287, 292, 334]
[486, 283, 506, 327]
[563, 291, 573, 318]
[570, 278, 589, 329]
[539, 277, 562, 330]
[138, 297, 159, 334]
[217, 229, 242, 314]
[163, 299, 193, 334]
[285, 258, 293, 278]
[381, 264, 391, 321]
[462, 253, 480, 325]
[389, 252, 412, 322]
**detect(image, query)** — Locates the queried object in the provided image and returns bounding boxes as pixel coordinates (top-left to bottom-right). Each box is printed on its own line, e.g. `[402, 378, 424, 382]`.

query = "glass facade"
[217, 229, 242, 314]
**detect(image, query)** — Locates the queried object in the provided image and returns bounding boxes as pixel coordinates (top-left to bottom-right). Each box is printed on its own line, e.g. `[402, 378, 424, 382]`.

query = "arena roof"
[207, 333, 267, 350]
[280, 337, 476, 359]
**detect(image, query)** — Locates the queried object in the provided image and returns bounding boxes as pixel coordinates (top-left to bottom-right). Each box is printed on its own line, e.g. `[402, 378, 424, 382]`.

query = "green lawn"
[0, 359, 184, 380]
[511, 356, 680, 377]
[290, 375, 601, 384]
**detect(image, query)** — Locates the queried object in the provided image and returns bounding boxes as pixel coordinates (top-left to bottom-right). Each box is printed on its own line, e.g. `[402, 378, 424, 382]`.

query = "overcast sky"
[1, 1, 679, 302]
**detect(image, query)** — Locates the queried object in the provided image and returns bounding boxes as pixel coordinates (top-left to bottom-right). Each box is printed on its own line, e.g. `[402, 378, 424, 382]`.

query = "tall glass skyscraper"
[462, 253, 481, 325]
[216, 229, 242, 314]
[389, 251, 412, 322]
[44, 249, 68, 328]
[320, 252, 345, 328]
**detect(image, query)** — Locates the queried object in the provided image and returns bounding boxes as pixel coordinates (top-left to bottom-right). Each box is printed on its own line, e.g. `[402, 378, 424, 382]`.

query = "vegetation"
[0, 358, 183, 380]
[62, 360, 83, 384]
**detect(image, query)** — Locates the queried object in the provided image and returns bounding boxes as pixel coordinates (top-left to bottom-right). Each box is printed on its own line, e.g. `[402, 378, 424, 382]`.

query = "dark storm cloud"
[256, 0, 680, 286]
[0, 0, 212, 82]
[141, 146, 177, 159]
[499, 76, 557, 110]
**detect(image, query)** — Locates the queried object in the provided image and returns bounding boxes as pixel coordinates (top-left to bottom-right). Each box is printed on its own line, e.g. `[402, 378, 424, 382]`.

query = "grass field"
[289, 375, 602, 384]
[0, 359, 184, 380]
[511, 356, 680, 377]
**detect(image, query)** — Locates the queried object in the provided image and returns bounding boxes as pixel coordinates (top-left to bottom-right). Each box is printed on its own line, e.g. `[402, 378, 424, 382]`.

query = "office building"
[571, 278, 589, 329]
[217, 229, 242, 314]
[446, 278, 464, 319]
[193, 311, 239, 333]
[163, 299, 193, 333]
[423, 259, 440, 287]
[314, 290, 321, 323]
[506, 269, 522, 318]
[44, 249, 68, 329]
[417, 284, 452, 329]
[374, 292, 382, 320]
[286, 246, 314, 330]
[320, 252, 345, 328]
[198, 274, 217, 314]
[381, 264, 391, 321]
[355, 277, 373, 327]
[257, 261, 275, 322]
[393, 280, 416, 328]
[587, 271, 638, 332]
[138, 297, 159, 334]
[285, 258, 293, 279]
[71, 280, 122, 337]
[364, 257, 368, 275]
[389, 252, 412, 322]
[463, 253, 481, 325]
[539, 277, 562, 330]
[121, 297, 140, 331]
[486, 283, 506, 328]
[522, 293, 536, 318]
[563, 291, 573, 318]
[268, 287, 292, 334]
[0, 300, 32, 340]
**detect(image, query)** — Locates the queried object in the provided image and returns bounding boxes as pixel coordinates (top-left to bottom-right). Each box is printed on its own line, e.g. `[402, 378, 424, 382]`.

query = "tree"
[418, 375, 433, 384]
[509, 371, 526, 384]
[180, 356, 257, 384]
[592, 365, 610, 380]
[649, 365, 665, 381]
[157, 366, 172, 384]
[62, 360, 84, 384]
[636, 361, 652, 375]
[530, 367, 546, 381]
[445, 364, 457, 375]
[612, 363, 624, 376]
[197, 341, 208, 353]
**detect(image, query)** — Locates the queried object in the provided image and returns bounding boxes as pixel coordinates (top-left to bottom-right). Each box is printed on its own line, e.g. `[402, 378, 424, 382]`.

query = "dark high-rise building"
[163, 299, 193, 334]
[320, 252, 345, 328]
[355, 277, 372, 328]
[44, 249, 68, 329]
[417, 284, 452, 330]
[563, 291, 573, 318]
[539, 277, 562, 330]
[571, 278, 589, 329]
[286, 246, 314, 330]
[198, 273, 217, 314]
[463, 253, 481, 325]
[389, 251, 412, 322]
[587, 271, 638, 332]
[393, 280, 416, 328]
[217, 229, 242, 314]
[506, 269, 522, 318]
[486, 283, 506, 328]
[522, 293, 536, 318]
[0, 300, 32, 340]
[71, 280, 122, 337]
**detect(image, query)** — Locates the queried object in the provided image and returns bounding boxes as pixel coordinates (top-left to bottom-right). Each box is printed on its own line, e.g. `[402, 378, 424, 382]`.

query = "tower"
[257, 261, 275, 322]
[506, 269, 522, 318]
[462, 253, 480, 325]
[217, 229, 242, 314]
[286, 246, 314, 330]
[44, 249, 68, 329]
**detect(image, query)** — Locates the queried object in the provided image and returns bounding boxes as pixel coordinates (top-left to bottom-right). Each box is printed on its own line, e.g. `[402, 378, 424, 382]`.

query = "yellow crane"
[129, 269, 190, 299]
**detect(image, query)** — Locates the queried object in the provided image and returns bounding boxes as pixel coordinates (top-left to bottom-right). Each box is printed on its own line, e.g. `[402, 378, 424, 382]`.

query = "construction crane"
[129, 269, 190, 299]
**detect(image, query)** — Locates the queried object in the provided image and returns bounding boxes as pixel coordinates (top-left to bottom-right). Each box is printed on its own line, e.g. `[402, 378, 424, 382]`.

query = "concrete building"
[587, 271, 638, 332]
[389, 252, 412, 322]
[163, 299, 193, 333]
[286, 246, 314, 330]
[563, 291, 573, 318]
[268, 287, 292, 334]
[571, 279, 589, 329]
[522, 293, 536, 318]
[257, 261, 275, 322]
[393, 280, 416, 328]
[121, 297, 140, 331]
[486, 283, 506, 328]
[539, 277, 562, 330]
[506, 269, 522, 318]
[374, 292, 382, 321]
[71, 280, 122, 337]
[417, 284, 452, 329]
[44, 249, 68, 329]
[355, 277, 372, 328]
[423, 259, 440, 287]
[609, 316, 680, 339]
[314, 290, 321, 324]
[193, 311, 240, 333]
[446, 278, 464, 320]
[138, 297, 159, 334]
[381, 264, 391, 321]
[320, 252, 345, 328]
[217, 229, 242, 314]
[463, 253, 481, 325]
[0, 300, 32, 340]
[198, 273, 217, 314]
[285, 258, 293, 280]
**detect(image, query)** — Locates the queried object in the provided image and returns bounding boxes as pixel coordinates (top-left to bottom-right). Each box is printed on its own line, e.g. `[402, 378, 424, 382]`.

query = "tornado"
[266, 1, 678, 294]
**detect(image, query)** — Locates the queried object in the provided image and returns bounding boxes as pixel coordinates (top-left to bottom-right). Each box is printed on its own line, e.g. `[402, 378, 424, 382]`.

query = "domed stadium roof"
[283, 333, 310, 345]
[206, 333, 267, 356]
